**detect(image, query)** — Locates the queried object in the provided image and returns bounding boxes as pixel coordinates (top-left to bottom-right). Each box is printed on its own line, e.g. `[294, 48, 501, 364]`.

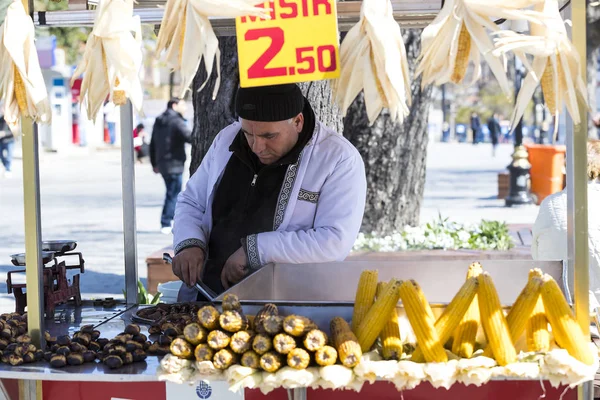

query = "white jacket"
[531, 182, 600, 310]
[172, 120, 367, 298]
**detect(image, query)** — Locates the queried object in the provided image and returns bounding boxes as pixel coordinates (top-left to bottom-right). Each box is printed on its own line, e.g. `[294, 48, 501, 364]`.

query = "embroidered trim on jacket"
[273, 153, 303, 230]
[246, 234, 261, 270]
[174, 238, 207, 255]
[298, 189, 320, 204]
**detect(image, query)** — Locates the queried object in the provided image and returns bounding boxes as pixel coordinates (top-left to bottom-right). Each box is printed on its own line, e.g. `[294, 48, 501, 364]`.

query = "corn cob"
[541, 58, 561, 115]
[254, 304, 278, 334]
[452, 262, 483, 358]
[222, 294, 242, 312]
[198, 306, 220, 330]
[283, 315, 317, 337]
[241, 350, 261, 369]
[13, 65, 28, 115]
[194, 343, 214, 362]
[450, 23, 472, 84]
[230, 330, 255, 354]
[540, 274, 593, 365]
[113, 77, 126, 106]
[304, 330, 328, 352]
[273, 333, 297, 355]
[220, 311, 248, 333]
[399, 280, 447, 363]
[351, 270, 379, 331]
[482, 269, 544, 358]
[287, 348, 310, 370]
[374, 282, 403, 360]
[183, 323, 207, 346]
[252, 333, 273, 355]
[207, 330, 230, 350]
[315, 345, 338, 366]
[170, 338, 194, 359]
[477, 273, 517, 366]
[260, 351, 284, 373]
[330, 317, 362, 368]
[412, 275, 478, 362]
[355, 279, 402, 352]
[526, 296, 550, 352]
[213, 349, 238, 370]
[262, 316, 284, 335]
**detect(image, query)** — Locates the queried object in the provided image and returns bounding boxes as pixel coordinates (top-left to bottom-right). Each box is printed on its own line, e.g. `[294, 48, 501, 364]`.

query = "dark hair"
[167, 98, 180, 109]
[135, 123, 144, 131]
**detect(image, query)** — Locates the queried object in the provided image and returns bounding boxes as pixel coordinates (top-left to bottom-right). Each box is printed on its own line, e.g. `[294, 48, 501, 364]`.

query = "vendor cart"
[0, 0, 595, 399]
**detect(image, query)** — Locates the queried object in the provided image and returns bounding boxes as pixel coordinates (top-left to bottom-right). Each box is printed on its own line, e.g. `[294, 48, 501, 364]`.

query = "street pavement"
[0, 140, 538, 313]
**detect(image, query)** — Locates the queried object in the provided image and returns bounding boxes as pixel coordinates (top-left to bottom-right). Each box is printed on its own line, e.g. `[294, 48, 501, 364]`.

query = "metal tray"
[42, 240, 77, 253]
[10, 251, 55, 266]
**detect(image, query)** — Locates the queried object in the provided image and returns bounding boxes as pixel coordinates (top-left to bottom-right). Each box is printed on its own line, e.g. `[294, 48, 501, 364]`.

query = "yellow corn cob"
[287, 348, 310, 370]
[260, 351, 284, 373]
[194, 343, 214, 362]
[375, 282, 403, 360]
[241, 350, 261, 369]
[183, 323, 207, 346]
[412, 276, 478, 362]
[273, 333, 297, 355]
[262, 315, 284, 335]
[252, 333, 273, 355]
[254, 304, 278, 334]
[13, 65, 28, 115]
[213, 349, 237, 370]
[283, 315, 317, 337]
[541, 58, 561, 115]
[207, 330, 230, 350]
[304, 330, 328, 352]
[219, 311, 248, 333]
[222, 294, 242, 312]
[451, 23, 471, 84]
[481, 269, 544, 357]
[230, 330, 255, 354]
[351, 270, 379, 331]
[477, 273, 517, 366]
[198, 305, 220, 330]
[178, 12, 186, 65]
[452, 262, 483, 358]
[315, 345, 338, 366]
[540, 274, 593, 365]
[526, 296, 550, 352]
[170, 338, 193, 359]
[355, 279, 402, 352]
[399, 280, 447, 363]
[330, 317, 362, 368]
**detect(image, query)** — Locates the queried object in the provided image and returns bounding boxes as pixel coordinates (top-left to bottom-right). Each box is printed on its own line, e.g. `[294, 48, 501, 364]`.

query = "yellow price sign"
[235, 0, 340, 88]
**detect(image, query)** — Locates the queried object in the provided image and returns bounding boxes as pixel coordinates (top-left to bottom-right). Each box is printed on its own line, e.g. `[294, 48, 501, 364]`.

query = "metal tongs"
[163, 253, 218, 302]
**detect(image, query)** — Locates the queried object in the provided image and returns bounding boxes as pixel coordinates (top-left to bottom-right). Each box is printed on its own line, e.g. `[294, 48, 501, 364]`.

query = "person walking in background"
[470, 112, 481, 145]
[487, 112, 501, 157]
[150, 99, 192, 234]
[133, 123, 149, 163]
[0, 114, 14, 179]
[103, 101, 118, 144]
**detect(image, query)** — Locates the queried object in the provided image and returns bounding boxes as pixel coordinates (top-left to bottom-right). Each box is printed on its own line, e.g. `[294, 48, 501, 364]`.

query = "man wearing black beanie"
[171, 84, 367, 299]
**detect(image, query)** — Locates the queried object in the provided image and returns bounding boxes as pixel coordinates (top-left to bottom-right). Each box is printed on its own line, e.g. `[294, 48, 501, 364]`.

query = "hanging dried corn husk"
[417, 0, 544, 95]
[493, 0, 588, 129]
[156, 0, 270, 99]
[72, 0, 143, 122]
[331, 0, 411, 125]
[0, 0, 51, 131]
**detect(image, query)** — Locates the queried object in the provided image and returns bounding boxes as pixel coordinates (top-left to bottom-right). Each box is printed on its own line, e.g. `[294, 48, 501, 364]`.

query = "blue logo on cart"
[196, 381, 212, 399]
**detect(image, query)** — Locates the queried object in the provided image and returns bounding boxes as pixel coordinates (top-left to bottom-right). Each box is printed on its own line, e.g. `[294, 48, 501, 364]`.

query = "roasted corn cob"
[254, 304, 278, 334]
[315, 345, 338, 366]
[241, 350, 261, 369]
[540, 274, 593, 365]
[330, 317, 362, 368]
[304, 330, 328, 352]
[230, 330, 255, 354]
[260, 351, 284, 373]
[273, 333, 297, 355]
[222, 294, 242, 312]
[400, 280, 447, 363]
[207, 330, 230, 350]
[262, 316, 284, 335]
[355, 279, 402, 352]
[283, 315, 317, 337]
[183, 323, 207, 346]
[287, 348, 310, 370]
[374, 282, 403, 360]
[213, 349, 238, 370]
[526, 296, 550, 353]
[220, 311, 248, 333]
[351, 270, 378, 331]
[170, 338, 194, 359]
[194, 343, 214, 362]
[198, 306, 220, 330]
[252, 334, 273, 355]
[452, 262, 483, 358]
[451, 24, 472, 84]
[477, 273, 516, 366]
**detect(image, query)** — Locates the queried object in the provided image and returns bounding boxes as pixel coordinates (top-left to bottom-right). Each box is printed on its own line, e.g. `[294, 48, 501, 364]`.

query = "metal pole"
[18, 380, 41, 400]
[120, 100, 138, 305]
[568, 0, 590, 340]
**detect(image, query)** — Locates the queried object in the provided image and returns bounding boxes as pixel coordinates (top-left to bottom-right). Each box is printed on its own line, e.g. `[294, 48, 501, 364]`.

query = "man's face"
[173, 100, 187, 116]
[241, 113, 304, 165]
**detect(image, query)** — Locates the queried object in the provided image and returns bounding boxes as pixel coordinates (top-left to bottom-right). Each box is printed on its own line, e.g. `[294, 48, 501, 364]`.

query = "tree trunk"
[343, 29, 433, 235]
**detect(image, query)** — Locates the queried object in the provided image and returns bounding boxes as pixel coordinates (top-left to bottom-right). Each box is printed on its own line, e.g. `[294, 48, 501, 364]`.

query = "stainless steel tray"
[42, 240, 77, 253]
[10, 251, 55, 266]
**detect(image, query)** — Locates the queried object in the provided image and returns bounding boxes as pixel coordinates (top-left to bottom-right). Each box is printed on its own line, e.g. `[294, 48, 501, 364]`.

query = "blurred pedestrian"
[593, 113, 600, 139]
[133, 123, 149, 163]
[470, 112, 481, 144]
[103, 101, 118, 144]
[0, 114, 14, 179]
[487, 112, 501, 157]
[150, 99, 192, 234]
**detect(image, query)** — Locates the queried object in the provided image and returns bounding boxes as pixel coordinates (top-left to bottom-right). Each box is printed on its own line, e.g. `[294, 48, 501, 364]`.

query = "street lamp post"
[505, 55, 535, 207]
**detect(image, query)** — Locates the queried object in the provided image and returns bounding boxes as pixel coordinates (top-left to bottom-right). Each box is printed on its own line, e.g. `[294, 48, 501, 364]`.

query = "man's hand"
[221, 247, 248, 290]
[172, 247, 205, 287]
[153, 167, 159, 174]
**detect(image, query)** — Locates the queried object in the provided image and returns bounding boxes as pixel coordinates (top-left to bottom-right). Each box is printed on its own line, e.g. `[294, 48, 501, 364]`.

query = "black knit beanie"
[235, 84, 304, 122]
